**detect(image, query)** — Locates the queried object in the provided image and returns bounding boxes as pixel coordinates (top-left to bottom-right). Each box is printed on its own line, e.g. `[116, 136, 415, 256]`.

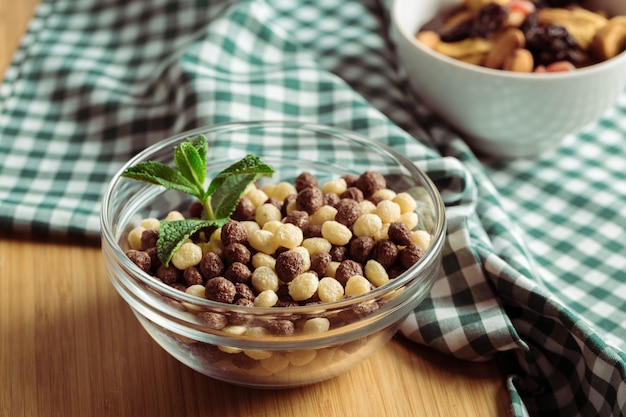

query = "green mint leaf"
[157, 218, 229, 266]
[209, 173, 260, 219]
[122, 137, 275, 265]
[174, 135, 207, 196]
[189, 134, 207, 165]
[205, 154, 275, 198]
[121, 161, 198, 196]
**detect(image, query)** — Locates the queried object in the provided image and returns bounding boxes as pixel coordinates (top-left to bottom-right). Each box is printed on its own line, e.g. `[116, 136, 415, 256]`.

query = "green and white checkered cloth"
[1, 1, 625, 415]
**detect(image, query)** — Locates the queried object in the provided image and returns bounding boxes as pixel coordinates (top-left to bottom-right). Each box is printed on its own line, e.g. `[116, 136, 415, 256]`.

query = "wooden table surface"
[0, 1, 512, 416]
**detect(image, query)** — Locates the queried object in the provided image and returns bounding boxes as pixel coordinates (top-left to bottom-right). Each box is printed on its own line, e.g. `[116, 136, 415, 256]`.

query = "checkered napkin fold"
[1, 1, 624, 415]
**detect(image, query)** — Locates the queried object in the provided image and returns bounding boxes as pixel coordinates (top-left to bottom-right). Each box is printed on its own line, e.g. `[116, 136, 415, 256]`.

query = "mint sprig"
[121, 134, 274, 266]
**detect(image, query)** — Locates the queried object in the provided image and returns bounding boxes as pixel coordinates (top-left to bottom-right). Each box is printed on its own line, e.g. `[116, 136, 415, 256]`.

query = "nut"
[415, 30, 440, 49]
[484, 28, 525, 69]
[465, 0, 508, 13]
[434, 37, 493, 59]
[503, 48, 534, 72]
[506, 10, 527, 28]
[589, 16, 626, 61]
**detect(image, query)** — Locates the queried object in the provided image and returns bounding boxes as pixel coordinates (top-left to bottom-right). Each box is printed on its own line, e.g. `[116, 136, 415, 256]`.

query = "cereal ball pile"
[126, 170, 431, 316]
[416, 0, 626, 72]
[124, 170, 433, 379]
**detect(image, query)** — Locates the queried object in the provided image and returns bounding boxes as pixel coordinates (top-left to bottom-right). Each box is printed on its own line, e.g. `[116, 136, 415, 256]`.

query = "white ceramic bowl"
[391, 0, 626, 158]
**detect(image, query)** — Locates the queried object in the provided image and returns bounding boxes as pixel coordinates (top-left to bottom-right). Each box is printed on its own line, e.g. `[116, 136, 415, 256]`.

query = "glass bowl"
[101, 121, 446, 388]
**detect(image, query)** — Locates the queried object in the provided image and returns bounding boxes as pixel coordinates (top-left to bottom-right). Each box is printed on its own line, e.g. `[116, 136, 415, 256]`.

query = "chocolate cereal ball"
[140, 229, 159, 250]
[284, 210, 309, 230]
[373, 239, 398, 268]
[295, 171, 318, 191]
[388, 222, 413, 246]
[221, 220, 249, 246]
[205, 277, 236, 303]
[400, 243, 424, 269]
[232, 196, 256, 221]
[126, 249, 152, 273]
[275, 250, 305, 283]
[349, 236, 375, 264]
[224, 262, 252, 284]
[310, 252, 332, 277]
[335, 259, 363, 285]
[356, 171, 386, 197]
[296, 186, 324, 214]
[199, 251, 224, 280]
[334, 198, 361, 227]
[223, 242, 251, 265]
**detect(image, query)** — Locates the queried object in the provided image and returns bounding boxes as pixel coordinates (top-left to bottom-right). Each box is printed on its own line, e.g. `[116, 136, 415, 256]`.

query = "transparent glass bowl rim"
[101, 120, 447, 315]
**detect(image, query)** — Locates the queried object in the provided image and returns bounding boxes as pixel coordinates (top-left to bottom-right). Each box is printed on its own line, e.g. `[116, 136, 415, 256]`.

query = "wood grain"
[0, 237, 512, 417]
[0, 1, 512, 416]
[0, 0, 39, 76]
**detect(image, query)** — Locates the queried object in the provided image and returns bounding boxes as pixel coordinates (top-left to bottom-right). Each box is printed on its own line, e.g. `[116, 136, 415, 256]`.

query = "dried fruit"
[522, 13, 583, 66]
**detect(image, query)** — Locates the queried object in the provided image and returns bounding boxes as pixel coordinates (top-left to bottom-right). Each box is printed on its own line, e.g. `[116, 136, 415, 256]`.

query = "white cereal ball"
[218, 325, 247, 354]
[352, 213, 383, 237]
[302, 317, 331, 334]
[317, 277, 344, 302]
[288, 272, 319, 301]
[375, 200, 401, 223]
[248, 229, 279, 254]
[244, 349, 273, 360]
[209, 227, 222, 243]
[140, 217, 160, 230]
[302, 237, 332, 255]
[185, 284, 206, 298]
[373, 223, 390, 241]
[218, 345, 242, 354]
[285, 199, 297, 214]
[393, 192, 418, 214]
[321, 220, 352, 246]
[251, 266, 280, 292]
[273, 182, 297, 201]
[309, 205, 337, 226]
[252, 252, 276, 270]
[255, 203, 282, 227]
[364, 259, 390, 287]
[245, 188, 269, 208]
[261, 183, 277, 198]
[286, 349, 317, 366]
[202, 240, 224, 257]
[399, 211, 419, 230]
[292, 246, 311, 270]
[223, 324, 248, 335]
[359, 200, 377, 214]
[261, 352, 290, 373]
[262, 220, 283, 233]
[321, 178, 347, 195]
[412, 230, 432, 251]
[325, 261, 341, 278]
[241, 220, 261, 235]
[182, 284, 206, 311]
[245, 326, 270, 337]
[171, 242, 203, 270]
[274, 222, 304, 249]
[127, 226, 145, 250]
[345, 275, 372, 296]
[165, 210, 185, 221]
[254, 290, 279, 307]
[373, 188, 396, 201]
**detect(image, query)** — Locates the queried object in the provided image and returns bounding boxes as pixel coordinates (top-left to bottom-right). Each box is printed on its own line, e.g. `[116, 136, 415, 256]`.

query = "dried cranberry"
[471, 3, 507, 38]
[522, 14, 583, 66]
